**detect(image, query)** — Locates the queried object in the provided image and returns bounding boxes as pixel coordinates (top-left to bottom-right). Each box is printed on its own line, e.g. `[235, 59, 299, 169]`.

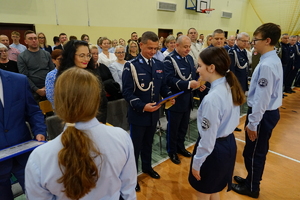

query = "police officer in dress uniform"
[164, 35, 199, 164]
[228, 32, 250, 93]
[284, 36, 297, 93]
[232, 23, 282, 199]
[280, 34, 290, 96]
[122, 31, 173, 192]
[294, 37, 300, 87]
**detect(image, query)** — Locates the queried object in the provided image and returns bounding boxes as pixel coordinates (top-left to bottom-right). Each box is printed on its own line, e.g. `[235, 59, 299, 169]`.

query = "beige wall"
[1, 0, 261, 44]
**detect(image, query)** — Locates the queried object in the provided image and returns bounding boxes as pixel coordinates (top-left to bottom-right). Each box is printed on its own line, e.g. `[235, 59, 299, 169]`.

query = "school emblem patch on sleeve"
[201, 118, 210, 130]
[258, 78, 268, 87]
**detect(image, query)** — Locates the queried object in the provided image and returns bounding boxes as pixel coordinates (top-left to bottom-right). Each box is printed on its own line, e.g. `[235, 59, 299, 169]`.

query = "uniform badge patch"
[141, 83, 144, 87]
[201, 118, 210, 130]
[156, 70, 163, 73]
[258, 78, 268, 87]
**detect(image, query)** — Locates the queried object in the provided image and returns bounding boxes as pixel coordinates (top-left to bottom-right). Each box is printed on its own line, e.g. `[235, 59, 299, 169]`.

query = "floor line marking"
[235, 138, 300, 164]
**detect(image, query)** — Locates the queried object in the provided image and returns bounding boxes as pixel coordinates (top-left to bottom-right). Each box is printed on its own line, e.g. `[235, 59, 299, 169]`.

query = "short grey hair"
[176, 35, 191, 44]
[114, 45, 125, 52]
[0, 43, 8, 50]
[237, 32, 249, 40]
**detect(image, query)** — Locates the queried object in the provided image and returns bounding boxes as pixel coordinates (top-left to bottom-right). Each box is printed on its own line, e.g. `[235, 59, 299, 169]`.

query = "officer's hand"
[245, 126, 257, 142]
[199, 85, 206, 92]
[143, 102, 161, 112]
[36, 134, 45, 141]
[169, 99, 175, 105]
[190, 80, 200, 89]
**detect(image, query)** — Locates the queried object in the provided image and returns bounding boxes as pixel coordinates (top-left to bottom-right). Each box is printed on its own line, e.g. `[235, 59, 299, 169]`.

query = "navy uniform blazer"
[229, 44, 249, 92]
[0, 69, 46, 171]
[122, 54, 171, 126]
[164, 50, 196, 113]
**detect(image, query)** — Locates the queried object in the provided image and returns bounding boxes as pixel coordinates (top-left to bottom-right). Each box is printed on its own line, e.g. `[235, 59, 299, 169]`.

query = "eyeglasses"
[130, 46, 137, 48]
[115, 51, 125, 54]
[75, 53, 92, 59]
[251, 38, 265, 44]
[239, 39, 249, 43]
[0, 50, 8, 53]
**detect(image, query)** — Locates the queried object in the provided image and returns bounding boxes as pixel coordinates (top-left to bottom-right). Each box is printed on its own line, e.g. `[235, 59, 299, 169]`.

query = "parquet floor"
[136, 87, 300, 200]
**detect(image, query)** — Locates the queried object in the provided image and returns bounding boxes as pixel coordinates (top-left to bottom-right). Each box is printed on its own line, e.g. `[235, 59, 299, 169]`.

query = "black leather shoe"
[177, 149, 192, 157]
[234, 127, 242, 132]
[233, 175, 246, 185]
[291, 90, 296, 93]
[142, 169, 160, 179]
[283, 94, 288, 97]
[135, 182, 140, 192]
[232, 183, 259, 198]
[169, 153, 181, 164]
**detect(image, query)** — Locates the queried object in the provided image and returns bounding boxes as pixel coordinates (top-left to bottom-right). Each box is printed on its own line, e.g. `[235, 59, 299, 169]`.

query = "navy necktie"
[0, 98, 4, 123]
[148, 59, 152, 67]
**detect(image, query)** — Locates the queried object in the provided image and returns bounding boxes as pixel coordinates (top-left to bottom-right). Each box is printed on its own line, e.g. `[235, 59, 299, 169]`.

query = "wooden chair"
[39, 100, 53, 116]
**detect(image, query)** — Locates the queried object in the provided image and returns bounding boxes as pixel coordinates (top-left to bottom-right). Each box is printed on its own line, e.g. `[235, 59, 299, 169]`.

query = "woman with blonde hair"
[125, 40, 139, 60]
[25, 67, 137, 200]
[202, 34, 213, 49]
[37, 32, 52, 54]
[162, 35, 176, 57]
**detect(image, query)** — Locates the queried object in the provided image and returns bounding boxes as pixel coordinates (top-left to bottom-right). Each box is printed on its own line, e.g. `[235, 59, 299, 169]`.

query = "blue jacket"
[164, 50, 196, 112]
[122, 55, 171, 126]
[228, 44, 249, 92]
[0, 69, 46, 150]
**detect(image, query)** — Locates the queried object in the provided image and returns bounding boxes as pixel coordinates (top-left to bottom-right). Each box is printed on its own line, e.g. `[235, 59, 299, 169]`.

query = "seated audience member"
[109, 39, 118, 53]
[0, 34, 20, 62]
[97, 37, 103, 54]
[10, 31, 27, 53]
[108, 45, 126, 91]
[81, 34, 91, 45]
[56, 40, 108, 123]
[119, 38, 127, 52]
[52, 36, 60, 50]
[98, 37, 117, 67]
[125, 40, 139, 60]
[45, 49, 63, 108]
[0, 68, 46, 200]
[54, 33, 68, 50]
[153, 49, 165, 61]
[202, 34, 213, 49]
[0, 43, 19, 73]
[25, 67, 136, 200]
[69, 35, 77, 41]
[163, 35, 176, 57]
[161, 38, 167, 53]
[176, 31, 183, 41]
[90, 45, 122, 101]
[37, 32, 52, 54]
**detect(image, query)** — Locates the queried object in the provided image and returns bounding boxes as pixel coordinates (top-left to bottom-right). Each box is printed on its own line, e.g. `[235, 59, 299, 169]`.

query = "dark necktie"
[0, 98, 4, 123]
[148, 59, 152, 67]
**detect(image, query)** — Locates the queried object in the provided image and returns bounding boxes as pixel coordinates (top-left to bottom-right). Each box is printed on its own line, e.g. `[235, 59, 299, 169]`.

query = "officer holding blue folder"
[122, 31, 173, 192]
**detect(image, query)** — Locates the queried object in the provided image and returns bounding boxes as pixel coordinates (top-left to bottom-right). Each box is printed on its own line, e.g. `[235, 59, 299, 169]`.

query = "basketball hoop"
[201, 8, 215, 14]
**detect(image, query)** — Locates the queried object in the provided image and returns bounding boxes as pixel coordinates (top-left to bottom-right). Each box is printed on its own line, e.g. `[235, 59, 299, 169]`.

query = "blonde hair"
[54, 67, 101, 199]
[37, 32, 49, 48]
[128, 40, 139, 54]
